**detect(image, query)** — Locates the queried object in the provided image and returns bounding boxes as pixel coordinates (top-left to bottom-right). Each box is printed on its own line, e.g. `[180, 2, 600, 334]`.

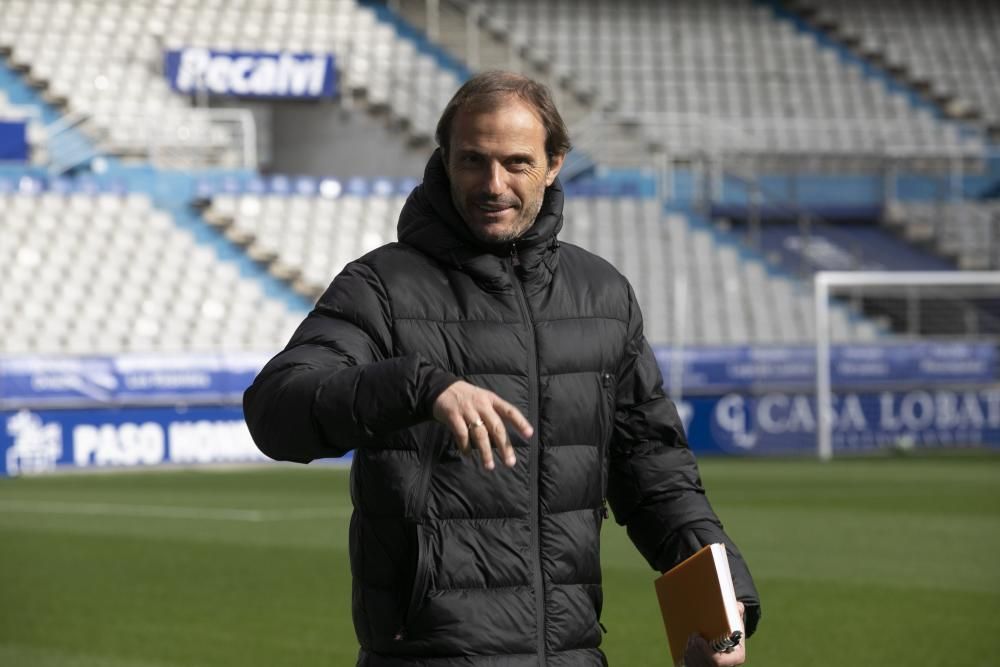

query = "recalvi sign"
[164, 48, 337, 99]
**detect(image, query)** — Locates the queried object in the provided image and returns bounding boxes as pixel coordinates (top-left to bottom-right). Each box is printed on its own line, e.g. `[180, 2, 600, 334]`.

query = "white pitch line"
[0, 500, 350, 522]
[265, 507, 352, 520]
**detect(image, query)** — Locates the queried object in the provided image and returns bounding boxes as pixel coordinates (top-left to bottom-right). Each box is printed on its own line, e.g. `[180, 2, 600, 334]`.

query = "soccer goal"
[814, 271, 1000, 461]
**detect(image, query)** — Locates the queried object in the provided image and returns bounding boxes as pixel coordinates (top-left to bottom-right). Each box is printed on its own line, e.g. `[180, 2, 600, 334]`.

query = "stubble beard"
[487, 194, 543, 244]
[458, 181, 547, 245]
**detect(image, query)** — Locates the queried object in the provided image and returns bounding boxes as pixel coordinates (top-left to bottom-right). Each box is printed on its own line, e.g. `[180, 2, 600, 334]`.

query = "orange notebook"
[654, 543, 744, 666]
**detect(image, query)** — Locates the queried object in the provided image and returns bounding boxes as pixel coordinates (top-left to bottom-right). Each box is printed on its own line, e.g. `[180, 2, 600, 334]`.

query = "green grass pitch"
[1, 455, 998, 666]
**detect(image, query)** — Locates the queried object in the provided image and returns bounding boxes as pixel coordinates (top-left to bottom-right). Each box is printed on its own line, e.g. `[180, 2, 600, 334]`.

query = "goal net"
[814, 271, 1000, 460]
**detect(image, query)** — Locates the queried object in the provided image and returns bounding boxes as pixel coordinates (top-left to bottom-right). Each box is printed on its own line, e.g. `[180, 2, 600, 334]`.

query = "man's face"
[445, 97, 564, 244]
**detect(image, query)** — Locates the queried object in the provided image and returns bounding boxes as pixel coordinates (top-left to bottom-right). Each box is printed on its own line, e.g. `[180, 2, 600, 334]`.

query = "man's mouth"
[475, 195, 519, 215]
[478, 203, 514, 213]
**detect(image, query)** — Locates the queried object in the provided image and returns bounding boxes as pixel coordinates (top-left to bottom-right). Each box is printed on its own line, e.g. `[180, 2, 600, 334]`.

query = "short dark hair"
[435, 71, 572, 163]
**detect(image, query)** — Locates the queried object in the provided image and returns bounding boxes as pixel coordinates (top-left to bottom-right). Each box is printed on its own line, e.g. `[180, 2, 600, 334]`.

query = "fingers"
[466, 400, 520, 470]
[470, 410, 510, 469]
[432, 381, 533, 471]
[684, 636, 714, 667]
[444, 410, 471, 455]
[685, 635, 746, 667]
[467, 412, 495, 470]
[716, 642, 745, 666]
[492, 395, 533, 440]
[484, 397, 521, 468]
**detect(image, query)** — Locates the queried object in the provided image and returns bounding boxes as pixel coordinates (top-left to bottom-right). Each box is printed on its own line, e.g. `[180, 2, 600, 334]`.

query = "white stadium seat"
[0, 191, 304, 354]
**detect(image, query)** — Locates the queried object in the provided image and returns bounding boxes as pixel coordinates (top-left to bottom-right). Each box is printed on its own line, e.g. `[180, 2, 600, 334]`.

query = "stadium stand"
[886, 200, 1000, 270]
[0, 0, 463, 167]
[0, 0, 989, 357]
[0, 188, 302, 355]
[202, 184, 877, 344]
[787, 0, 1000, 138]
[202, 182, 405, 298]
[475, 0, 984, 158]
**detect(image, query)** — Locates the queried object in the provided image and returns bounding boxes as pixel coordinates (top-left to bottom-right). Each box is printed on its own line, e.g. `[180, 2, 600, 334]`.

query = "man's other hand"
[682, 602, 746, 667]
[432, 381, 533, 471]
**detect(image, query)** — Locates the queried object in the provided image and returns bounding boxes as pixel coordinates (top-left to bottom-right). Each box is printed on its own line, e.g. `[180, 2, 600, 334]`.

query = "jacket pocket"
[599, 371, 616, 518]
[405, 431, 439, 521]
[403, 523, 432, 628]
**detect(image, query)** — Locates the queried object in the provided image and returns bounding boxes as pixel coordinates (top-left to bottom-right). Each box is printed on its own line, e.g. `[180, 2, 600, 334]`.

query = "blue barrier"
[655, 342, 996, 394]
[189, 174, 656, 199]
[3, 343, 995, 407]
[0, 353, 268, 409]
[2, 343, 996, 475]
[0, 120, 28, 161]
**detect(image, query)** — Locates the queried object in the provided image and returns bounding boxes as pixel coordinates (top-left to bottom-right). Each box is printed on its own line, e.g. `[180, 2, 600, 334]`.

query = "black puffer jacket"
[243, 151, 760, 666]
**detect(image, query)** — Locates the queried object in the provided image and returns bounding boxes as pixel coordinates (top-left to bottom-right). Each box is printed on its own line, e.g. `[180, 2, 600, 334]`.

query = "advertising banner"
[678, 387, 1000, 455]
[164, 49, 337, 99]
[4, 387, 997, 476]
[0, 353, 269, 409]
[0, 405, 352, 477]
[654, 342, 997, 394]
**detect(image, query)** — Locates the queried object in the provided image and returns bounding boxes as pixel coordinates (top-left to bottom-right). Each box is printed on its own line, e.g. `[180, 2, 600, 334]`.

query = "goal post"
[814, 271, 1000, 461]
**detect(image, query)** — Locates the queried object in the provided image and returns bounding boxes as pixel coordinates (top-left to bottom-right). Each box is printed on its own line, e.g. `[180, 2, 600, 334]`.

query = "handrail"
[99, 108, 258, 170]
[46, 111, 101, 175]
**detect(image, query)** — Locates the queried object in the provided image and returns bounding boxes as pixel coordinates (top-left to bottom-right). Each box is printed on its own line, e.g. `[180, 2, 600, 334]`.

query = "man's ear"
[544, 153, 566, 186]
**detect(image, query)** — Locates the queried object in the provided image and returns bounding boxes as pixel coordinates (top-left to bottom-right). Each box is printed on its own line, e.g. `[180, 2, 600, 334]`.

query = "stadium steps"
[373, 0, 626, 178]
[752, 3, 1000, 270]
[0, 55, 102, 173]
[762, 0, 986, 138]
[357, 0, 472, 84]
[779, 0, 1000, 143]
[108, 166, 313, 316]
[0, 56, 68, 127]
[673, 201, 888, 341]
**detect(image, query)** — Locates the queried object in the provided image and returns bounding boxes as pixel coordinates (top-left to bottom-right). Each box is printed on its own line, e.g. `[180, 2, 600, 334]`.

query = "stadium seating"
[203, 186, 877, 344]
[0, 190, 302, 355]
[886, 200, 1000, 270]
[479, 0, 984, 159]
[0, 0, 463, 167]
[1, 0, 983, 355]
[203, 186, 404, 297]
[789, 0, 1000, 137]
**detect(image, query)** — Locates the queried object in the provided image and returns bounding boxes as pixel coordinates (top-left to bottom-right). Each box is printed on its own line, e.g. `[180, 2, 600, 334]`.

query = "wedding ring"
[468, 418, 485, 431]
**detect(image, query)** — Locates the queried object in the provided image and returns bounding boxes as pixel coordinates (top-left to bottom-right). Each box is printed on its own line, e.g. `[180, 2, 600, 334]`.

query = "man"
[244, 71, 760, 666]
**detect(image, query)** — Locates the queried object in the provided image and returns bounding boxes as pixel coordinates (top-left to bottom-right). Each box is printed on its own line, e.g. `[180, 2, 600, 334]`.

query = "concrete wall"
[267, 100, 432, 177]
[211, 97, 432, 177]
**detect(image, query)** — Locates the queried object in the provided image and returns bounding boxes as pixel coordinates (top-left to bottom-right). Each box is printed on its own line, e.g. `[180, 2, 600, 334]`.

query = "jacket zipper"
[508, 243, 546, 666]
[600, 371, 614, 521]
[397, 414, 440, 640]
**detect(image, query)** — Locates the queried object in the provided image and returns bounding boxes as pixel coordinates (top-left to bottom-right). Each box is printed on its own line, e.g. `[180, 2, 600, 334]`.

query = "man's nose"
[483, 162, 505, 195]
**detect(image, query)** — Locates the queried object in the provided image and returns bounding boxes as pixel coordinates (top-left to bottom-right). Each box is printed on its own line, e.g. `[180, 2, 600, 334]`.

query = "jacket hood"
[397, 149, 564, 292]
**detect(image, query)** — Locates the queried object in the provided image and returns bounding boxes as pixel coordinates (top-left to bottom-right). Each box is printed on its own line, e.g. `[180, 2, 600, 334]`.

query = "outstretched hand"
[432, 380, 533, 471]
